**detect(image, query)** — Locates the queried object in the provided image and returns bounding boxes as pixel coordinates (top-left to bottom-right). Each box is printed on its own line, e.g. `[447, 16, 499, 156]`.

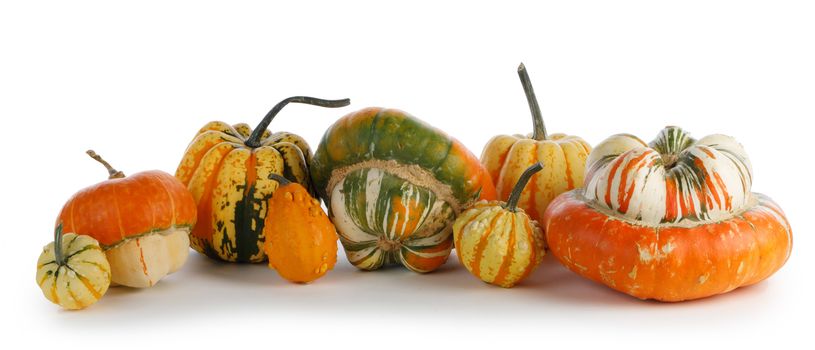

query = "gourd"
[58, 150, 197, 288]
[263, 174, 338, 283]
[311, 108, 497, 273]
[480, 63, 591, 224]
[453, 163, 545, 288]
[175, 96, 349, 263]
[543, 126, 793, 301]
[36, 224, 111, 310]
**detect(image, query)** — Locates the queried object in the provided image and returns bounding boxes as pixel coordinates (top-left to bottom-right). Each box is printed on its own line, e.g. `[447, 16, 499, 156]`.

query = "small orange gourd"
[263, 174, 338, 283]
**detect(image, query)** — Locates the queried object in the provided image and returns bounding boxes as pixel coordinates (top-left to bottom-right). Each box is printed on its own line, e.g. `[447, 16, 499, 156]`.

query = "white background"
[2, 0, 813, 348]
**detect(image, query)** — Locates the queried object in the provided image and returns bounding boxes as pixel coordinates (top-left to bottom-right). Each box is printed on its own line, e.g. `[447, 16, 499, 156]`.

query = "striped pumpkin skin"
[543, 127, 792, 302]
[453, 201, 544, 288]
[330, 167, 456, 272]
[312, 108, 496, 272]
[481, 133, 591, 224]
[584, 128, 753, 225]
[175, 121, 311, 262]
[58, 169, 197, 288]
[36, 232, 111, 310]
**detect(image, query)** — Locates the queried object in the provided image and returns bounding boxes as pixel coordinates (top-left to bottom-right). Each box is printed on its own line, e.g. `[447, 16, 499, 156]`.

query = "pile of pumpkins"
[36, 64, 793, 310]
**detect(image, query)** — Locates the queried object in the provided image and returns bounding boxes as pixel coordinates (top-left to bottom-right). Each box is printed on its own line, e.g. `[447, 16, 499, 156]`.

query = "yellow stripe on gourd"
[212, 148, 251, 260]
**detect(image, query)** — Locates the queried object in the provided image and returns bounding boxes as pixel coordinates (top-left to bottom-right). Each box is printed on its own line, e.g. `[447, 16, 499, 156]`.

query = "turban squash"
[453, 163, 546, 288]
[175, 96, 349, 263]
[480, 63, 591, 224]
[36, 224, 111, 310]
[311, 108, 497, 273]
[543, 126, 792, 301]
[58, 151, 196, 288]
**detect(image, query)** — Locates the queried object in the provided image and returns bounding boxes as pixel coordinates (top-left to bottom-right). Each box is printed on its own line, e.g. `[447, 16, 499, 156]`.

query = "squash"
[36, 224, 111, 310]
[263, 174, 338, 283]
[543, 126, 793, 301]
[311, 108, 497, 273]
[453, 163, 545, 288]
[58, 151, 197, 288]
[175, 96, 350, 263]
[480, 63, 591, 224]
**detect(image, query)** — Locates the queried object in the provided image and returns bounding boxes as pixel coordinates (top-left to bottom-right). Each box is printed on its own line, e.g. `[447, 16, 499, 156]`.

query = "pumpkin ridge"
[492, 214, 517, 286]
[472, 213, 503, 277]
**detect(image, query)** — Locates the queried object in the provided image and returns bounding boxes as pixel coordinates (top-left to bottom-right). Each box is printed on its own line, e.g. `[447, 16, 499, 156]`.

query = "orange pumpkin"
[263, 174, 338, 283]
[58, 150, 197, 288]
[481, 63, 591, 224]
[543, 127, 792, 302]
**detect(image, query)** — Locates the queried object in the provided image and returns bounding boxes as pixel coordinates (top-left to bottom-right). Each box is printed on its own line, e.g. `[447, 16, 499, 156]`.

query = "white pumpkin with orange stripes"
[454, 163, 546, 287]
[544, 126, 792, 301]
[583, 126, 753, 225]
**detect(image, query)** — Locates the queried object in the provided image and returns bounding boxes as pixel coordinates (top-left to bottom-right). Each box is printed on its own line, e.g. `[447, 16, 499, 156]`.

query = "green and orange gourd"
[311, 107, 497, 273]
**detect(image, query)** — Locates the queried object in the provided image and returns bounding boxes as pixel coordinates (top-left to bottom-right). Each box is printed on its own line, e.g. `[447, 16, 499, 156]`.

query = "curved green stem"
[54, 223, 66, 266]
[504, 162, 544, 212]
[268, 173, 292, 186]
[245, 96, 350, 148]
[87, 150, 125, 179]
[517, 63, 547, 141]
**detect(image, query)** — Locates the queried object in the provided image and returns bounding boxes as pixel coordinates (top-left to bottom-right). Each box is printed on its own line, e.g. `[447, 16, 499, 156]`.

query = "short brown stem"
[268, 173, 292, 186]
[86, 150, 125, 179]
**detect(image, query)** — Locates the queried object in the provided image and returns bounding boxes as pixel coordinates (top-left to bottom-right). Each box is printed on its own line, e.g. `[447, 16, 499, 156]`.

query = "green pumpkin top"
[310, 107, 496, 205]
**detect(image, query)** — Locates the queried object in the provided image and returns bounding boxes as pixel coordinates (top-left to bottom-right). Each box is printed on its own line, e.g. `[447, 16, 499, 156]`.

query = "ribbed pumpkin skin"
[481, 133, 591, 224]
[58, 170, 197, 287]
[543, 127, 792, 302]
[453, 201, 544, 287]
[175, 121, 312, 262]
[36, 233, 111, 310]
[311, 108, 497, 272]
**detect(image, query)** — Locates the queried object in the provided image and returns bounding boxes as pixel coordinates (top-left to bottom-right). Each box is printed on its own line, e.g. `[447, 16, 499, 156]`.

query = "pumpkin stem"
[518, 63, 547, 141]
[54, 223, 66, 266]
[86, 150, 125, 179]
[245, 96, 350, 148]
[504, 162, 544, 212]
[268, 173, 292, 186]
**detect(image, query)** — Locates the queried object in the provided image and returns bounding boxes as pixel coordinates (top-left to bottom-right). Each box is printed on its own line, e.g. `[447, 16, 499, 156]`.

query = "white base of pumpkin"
[106, 229, 190, 288]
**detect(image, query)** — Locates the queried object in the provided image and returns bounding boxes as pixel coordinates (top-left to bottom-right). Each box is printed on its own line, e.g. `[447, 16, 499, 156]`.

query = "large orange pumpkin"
[58, 151, 197, 288]
[481, 63, 591, 224]
[543, 127, 792, 302]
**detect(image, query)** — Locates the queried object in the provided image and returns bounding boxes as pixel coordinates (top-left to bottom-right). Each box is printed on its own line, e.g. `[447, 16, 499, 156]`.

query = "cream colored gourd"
[36, 225, 111, 310]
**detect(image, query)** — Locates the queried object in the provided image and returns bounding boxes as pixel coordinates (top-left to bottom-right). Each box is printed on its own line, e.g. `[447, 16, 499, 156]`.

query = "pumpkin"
[543, 126, 793, 302]
[311, 108, 497, 273]
[58, 151, 197, 288]
[175, 96, 350, 263]
[263, 174, 338, 283]
[480, 63, 591, 224]
[37, 224, 111, 310]
[453, 163, 545, 288]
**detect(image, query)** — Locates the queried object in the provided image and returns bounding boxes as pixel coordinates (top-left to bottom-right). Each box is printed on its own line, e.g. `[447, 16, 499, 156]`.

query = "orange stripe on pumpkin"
[471, 213, 503, 277]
